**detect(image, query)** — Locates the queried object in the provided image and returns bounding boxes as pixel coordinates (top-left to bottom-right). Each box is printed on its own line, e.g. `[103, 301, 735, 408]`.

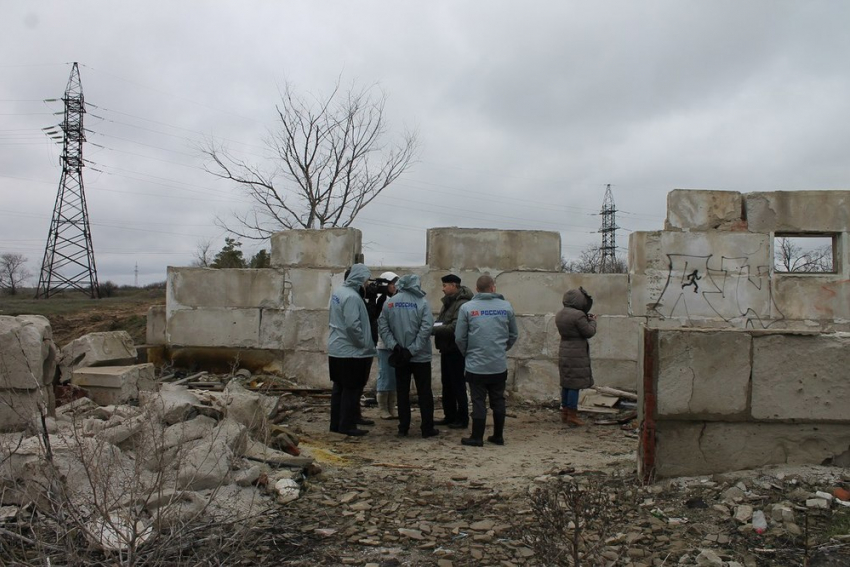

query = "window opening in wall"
[773, 235, 836, 273]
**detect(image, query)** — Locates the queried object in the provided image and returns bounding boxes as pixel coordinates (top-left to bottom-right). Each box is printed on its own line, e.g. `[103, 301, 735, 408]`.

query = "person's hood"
[445, 285, 474, 303]
[396, 274, 425, 297]
[344, 264, 371, 288]
[562, 288, 591, 313]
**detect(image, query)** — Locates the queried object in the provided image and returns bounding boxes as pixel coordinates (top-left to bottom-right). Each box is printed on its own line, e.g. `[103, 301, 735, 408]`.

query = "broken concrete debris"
[1, 325, 316, 555]
[59, 330, 138, 382]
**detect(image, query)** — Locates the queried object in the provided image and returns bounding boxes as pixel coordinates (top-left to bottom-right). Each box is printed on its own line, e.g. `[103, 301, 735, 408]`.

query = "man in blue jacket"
[328, 264, 377, 437]
[378, 274, 439, 438]
[455, 274, 519, 447]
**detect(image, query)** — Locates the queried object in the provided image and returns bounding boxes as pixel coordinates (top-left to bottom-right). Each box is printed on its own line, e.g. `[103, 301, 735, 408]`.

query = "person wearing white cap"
[374, 271, 400, 419]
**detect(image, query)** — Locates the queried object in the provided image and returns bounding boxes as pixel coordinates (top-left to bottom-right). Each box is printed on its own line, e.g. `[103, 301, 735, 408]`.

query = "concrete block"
[656, 329, 751, 418]
[591, 359, 639, 391]
[635, 232, 772, 325]
[746, 191, 850, 233]
[146, 305, 167, 345]
[772, 276, 850, 322]
[495, 272, 629, 316]
[167, 309, 260, 348]
[629, 231, 663, 275]
[167, 267, 286, 309]
[513, 359, 559, 402]
[589, 316, 642, 362]
[270, 228, 362, 268]
[60, 331, 137, 382]
[665, 189, 744, 231]
[15, 315, 53, 342]
[752, 333, 850, 421]
[510, 315, 549, 359]
[426, 228, 561, 272]
[71, 364, 156, 406]
[652, 422, 850, 478]
[285, 268, 343, 310]
[632, 230, 771, 274]
[259, 309, 329, 351]
[0, 316, 52, 389]
[281, 351, 330, 389]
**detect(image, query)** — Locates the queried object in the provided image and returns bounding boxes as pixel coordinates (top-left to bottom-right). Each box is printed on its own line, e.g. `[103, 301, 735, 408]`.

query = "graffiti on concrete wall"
[650, 254, 784, 328]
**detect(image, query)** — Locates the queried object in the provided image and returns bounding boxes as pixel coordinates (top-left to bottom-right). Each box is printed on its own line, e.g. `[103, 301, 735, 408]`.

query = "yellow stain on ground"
[305, 446, 352, 466]
[300, 433, 374, 466]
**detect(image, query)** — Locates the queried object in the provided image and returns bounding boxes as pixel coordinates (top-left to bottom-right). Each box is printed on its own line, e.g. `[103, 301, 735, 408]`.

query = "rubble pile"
[1, 380, 317, 559]
[1, 322, 317, 562]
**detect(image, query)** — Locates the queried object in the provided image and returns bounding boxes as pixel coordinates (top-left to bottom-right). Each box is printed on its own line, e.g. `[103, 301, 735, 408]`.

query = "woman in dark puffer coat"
[554, 287, 597, 426]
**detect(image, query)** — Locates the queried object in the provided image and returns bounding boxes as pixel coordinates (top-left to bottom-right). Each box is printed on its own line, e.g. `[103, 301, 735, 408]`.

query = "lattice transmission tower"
[35, 62, 100, 299]
[598, 183, 619, 273]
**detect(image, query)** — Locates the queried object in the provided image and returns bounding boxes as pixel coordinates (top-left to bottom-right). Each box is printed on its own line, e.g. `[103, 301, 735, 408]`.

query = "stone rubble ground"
[246, 398, 850, 567]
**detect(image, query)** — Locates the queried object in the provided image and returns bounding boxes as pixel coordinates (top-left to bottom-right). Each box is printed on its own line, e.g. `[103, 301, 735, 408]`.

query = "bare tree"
[562, 245, 627, 274]
[192, 239, 214, 267]
[0, 253, 32, 295]
[203, 79, 419, 239]
[774, 237, 833, 273]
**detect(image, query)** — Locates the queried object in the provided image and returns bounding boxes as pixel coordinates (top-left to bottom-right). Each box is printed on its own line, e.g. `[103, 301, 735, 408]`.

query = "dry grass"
[0, 287, 164, 346]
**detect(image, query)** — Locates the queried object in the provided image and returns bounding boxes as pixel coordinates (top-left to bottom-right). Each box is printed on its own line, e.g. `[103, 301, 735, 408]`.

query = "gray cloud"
[1, 1, 849, 285]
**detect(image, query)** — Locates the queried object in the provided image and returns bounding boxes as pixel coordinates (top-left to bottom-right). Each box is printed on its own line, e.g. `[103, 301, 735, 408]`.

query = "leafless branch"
[202, 78, 419, 237]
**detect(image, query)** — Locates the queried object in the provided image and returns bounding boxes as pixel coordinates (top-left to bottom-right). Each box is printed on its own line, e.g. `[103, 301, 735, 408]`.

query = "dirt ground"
[291, 402, 638, 488]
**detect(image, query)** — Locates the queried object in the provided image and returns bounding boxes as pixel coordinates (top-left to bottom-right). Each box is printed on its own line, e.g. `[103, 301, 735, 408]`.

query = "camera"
[364, 280, 379, 300]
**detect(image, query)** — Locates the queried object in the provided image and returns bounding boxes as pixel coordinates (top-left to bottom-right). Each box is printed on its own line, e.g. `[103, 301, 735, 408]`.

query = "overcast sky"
[2, 1, 849, 286]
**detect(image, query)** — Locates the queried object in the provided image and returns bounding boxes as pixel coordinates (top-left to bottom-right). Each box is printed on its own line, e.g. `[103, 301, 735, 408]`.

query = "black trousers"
[395, 361, 434, 434]
[466, 370, 507, 421]
[440, 350, 468, 424]
[328, 356, 373, 433]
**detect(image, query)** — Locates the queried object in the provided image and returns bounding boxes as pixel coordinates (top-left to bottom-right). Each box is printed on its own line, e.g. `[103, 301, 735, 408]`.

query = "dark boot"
[487, 413, 505, 445]
[461, 418, 485, 447]
[448, 413, 468, 429]
[560, 407, 569, 424]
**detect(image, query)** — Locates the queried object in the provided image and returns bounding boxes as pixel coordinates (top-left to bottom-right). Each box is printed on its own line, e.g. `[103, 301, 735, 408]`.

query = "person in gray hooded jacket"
[377, 274, 439, 438]
[328, 264, 377, 437]
[455, 274, 518, 447]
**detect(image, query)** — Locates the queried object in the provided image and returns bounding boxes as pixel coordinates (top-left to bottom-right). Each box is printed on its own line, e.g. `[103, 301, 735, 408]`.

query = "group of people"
[327, 263, 598, 446]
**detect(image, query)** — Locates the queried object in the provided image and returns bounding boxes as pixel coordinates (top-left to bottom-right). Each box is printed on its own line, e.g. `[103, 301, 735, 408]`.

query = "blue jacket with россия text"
[455, 292, 518, 374]
[327, 264, 377, 359]
[377, 274, 433, 363]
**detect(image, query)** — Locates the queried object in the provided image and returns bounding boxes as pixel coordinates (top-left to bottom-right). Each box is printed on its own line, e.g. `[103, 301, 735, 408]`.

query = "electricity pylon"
[598, 184, 618, 273]
[35, 62, 100, 298]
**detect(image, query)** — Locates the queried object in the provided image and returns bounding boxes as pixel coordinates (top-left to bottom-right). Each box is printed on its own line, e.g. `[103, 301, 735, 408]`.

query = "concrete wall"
[157, 190, 850, 475]
[160, 227, 639, 397]
[634, 189, 850, 477]
[636, 189, 850, 330]
[640, 327, 850, 479]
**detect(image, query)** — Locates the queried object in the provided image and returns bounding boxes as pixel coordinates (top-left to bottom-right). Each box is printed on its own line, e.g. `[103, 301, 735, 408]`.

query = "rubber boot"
[487, 413, 505, 445]
[461, 418, 485, 447]
[387, 391, 398, 419]
[565, 408, 585, 427]
[560, 407, 570, 424]
[377, 392, 393, 420]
